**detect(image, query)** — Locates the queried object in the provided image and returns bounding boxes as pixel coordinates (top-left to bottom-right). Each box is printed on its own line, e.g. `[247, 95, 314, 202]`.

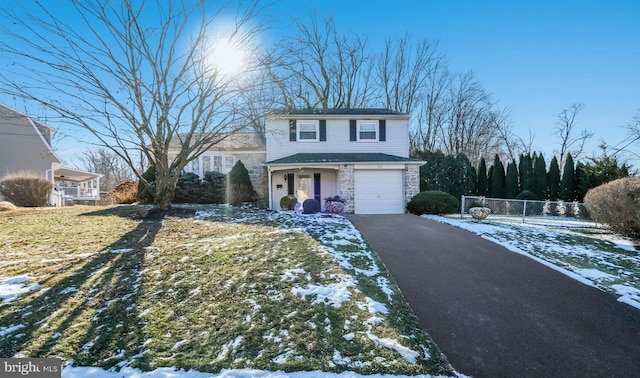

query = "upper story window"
[357, 121, 378, 141]
[298, 121, 319, 141]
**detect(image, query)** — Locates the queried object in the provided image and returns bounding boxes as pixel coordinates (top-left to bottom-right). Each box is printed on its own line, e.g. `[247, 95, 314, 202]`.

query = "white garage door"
[354, 170, 404, 214]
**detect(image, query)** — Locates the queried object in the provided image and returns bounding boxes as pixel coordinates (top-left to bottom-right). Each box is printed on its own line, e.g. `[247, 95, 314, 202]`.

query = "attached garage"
[354, 169, 404, 214]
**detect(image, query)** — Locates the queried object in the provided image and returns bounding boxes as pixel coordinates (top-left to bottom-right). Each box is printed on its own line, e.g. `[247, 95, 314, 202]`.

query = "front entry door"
[296, 175, 311, 202]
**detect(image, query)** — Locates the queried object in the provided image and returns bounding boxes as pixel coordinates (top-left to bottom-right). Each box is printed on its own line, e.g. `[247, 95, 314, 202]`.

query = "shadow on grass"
[0, 209, 165, 368]
[79, 205, 197, 220]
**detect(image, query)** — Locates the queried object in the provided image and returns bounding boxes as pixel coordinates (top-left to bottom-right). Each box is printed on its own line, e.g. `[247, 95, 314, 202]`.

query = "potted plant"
[324, 195, 346, 215]
[280, 195, 297, 211]
[469, 205, 492, 222]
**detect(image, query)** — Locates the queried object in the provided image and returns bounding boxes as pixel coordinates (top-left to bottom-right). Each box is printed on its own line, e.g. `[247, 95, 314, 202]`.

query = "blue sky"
[2, 0, 639, 167]
[270, 0, 640, 164]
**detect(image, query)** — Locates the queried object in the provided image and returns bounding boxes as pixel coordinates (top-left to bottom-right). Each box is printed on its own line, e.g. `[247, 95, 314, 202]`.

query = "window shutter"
[319, 120, 327, 141]
[379, 120, 386, 141]
[349, 120, 357, 141]
[289, 120, 296, 141]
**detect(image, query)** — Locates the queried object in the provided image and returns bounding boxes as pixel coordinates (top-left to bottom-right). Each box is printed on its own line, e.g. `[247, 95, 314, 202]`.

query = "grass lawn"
[0, 205, 454, 376]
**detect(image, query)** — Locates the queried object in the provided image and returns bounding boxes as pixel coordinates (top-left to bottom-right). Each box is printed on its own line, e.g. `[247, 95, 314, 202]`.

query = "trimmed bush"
[303, 198, 321, 214]
[227, 160, 257, 205]
[515, 190, 538, 200]
[202, 171, 226, 204]
[280, 195, 297, 210]
[174, 172, 204, 203]
[584, 176, 640, 237]
[137, 166, 156, 203]
[407, 190, 459, 215]
[0, 172, 52, 207]
[109, 180, 138, 204]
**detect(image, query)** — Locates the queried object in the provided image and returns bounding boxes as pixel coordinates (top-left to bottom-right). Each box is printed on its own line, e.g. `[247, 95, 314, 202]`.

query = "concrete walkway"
[349, 214, 640, 378]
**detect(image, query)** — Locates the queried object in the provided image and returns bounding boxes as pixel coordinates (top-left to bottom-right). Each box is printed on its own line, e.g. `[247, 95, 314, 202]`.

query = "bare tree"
[440, 71, 501, 165]
[271, 9, 373, 109]
[75, 148, 134, 191]
[0, 0, 266, 210]
[410, 65, 450, 153]
[553, 103, 593, 166]
[376, 35, 442, 114]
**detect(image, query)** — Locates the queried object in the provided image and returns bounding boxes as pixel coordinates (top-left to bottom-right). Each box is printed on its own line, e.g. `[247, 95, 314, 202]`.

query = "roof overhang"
[54, 166, 103, 182]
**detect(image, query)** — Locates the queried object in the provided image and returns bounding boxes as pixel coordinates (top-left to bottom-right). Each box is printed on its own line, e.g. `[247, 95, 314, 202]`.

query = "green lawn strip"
[1, 205, 454, 376]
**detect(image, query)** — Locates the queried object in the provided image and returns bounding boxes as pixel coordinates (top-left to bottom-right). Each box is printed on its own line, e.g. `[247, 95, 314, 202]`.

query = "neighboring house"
[177, 132, 268, 200]
[265, 109, 424, 214]
[0, 103, 102, 206]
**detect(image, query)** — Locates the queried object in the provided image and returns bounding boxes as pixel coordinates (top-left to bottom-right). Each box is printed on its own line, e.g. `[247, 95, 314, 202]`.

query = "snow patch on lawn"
[0, 275, 40, 302]
[291, 274, 355, 308]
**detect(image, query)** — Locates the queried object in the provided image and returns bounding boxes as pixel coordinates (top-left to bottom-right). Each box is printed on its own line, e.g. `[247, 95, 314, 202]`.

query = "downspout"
[267, 165, 273, 210]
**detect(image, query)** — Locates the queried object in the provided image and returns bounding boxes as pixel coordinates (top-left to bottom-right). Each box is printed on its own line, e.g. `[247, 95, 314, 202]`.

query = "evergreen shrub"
[584, 176, 640, 237]
[280, 195, 297, 210]
[407, 190, 459, 215]
[0, 172, 52, 207]
[202, 171, 226, 204]
[302, 198, 321, 214]
[174, 172, 204, 203]
[227, 161, 257, 205]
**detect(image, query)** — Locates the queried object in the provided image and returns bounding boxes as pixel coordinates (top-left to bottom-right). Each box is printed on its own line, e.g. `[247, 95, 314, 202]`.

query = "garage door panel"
[354, 170, 404, 214]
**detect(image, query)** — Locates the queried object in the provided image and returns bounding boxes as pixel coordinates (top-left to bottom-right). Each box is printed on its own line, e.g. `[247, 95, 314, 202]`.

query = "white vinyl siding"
[354, 170, 404, 214]
[266, 118, 409, 161]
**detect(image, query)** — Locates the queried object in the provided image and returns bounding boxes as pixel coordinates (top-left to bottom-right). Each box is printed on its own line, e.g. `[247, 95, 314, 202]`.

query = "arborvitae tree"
[487, 165, 494, 197]
[416, 150, 476, 199]
[559, 153, 576, 201]
[476, 157, 487, 196]
[547, 156, 561, 200]
[227, 160, 257, 204]
[505, 161, 519, 199]
[518, 153, 534, 193]
[575, 162, 590, 202]
[454, 153, 477, 199]
[490, 154, 505, 198]
[532, 153, 548, 200]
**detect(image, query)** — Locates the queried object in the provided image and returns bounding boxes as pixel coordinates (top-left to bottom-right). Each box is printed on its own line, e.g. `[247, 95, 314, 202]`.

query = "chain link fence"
[461, 195, 592, 222]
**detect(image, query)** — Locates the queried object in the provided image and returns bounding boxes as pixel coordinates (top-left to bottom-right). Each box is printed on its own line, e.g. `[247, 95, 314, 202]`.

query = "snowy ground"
[10, 207, 632, 377]
[0, 206, 460, 378]
[427, 214, 640, 310]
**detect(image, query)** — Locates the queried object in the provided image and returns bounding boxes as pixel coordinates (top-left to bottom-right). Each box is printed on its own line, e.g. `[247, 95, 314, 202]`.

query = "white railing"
[57, 186, 100, 199]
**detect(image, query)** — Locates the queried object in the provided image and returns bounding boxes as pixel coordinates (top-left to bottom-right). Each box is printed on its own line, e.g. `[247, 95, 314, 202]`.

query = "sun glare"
[210, 38, 247, 76]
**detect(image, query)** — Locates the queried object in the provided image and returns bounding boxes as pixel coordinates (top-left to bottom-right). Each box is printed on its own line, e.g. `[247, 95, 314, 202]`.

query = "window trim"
[357, 120, 378, 142]
[297, 120, 320, 142]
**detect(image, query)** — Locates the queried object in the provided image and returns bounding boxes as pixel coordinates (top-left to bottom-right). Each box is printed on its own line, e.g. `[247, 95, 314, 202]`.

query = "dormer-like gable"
[265, 108, 410, 162]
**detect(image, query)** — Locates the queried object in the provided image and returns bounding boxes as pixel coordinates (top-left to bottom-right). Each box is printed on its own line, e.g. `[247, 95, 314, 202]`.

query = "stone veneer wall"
[405, 164, 421, 206]
[338, 164, 355, 213]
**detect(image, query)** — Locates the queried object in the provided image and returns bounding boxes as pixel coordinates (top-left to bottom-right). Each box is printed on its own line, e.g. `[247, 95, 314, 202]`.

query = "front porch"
[268, 167, 340, 211]
[47, 164, 103, 206]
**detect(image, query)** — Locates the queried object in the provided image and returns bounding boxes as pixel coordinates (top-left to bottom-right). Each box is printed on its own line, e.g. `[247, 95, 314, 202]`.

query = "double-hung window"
[298, 121, 319, 141]
[357, 121, 378, 141]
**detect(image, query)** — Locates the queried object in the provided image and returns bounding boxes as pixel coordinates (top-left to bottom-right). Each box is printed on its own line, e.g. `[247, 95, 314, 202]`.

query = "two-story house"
[265, 109, 423, 214]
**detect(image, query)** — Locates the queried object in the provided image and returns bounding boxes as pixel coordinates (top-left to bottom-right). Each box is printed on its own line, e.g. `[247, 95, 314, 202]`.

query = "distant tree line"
[415, 147, 631, 202]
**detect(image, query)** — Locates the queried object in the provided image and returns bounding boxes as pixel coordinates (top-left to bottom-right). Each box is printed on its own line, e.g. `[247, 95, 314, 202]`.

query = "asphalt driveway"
[349, 214, 640, 378]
